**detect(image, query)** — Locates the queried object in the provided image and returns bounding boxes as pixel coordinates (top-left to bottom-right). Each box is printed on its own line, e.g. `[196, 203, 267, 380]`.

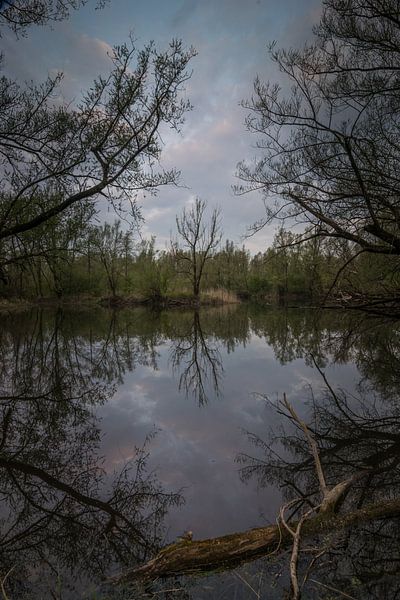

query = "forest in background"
[1, 201, 398, 305]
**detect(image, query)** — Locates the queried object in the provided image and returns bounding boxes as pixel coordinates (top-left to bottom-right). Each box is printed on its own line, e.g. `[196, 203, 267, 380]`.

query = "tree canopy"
[238, 0, 400, 259]
[0, 39, 195, 243]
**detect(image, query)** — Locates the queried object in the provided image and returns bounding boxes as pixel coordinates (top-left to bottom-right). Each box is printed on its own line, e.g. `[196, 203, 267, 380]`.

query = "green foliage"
[89, 220, 134, 297]
[0, 210, 398, 304]
[131, 239, 174, 299]
[247, 275, 272, 296]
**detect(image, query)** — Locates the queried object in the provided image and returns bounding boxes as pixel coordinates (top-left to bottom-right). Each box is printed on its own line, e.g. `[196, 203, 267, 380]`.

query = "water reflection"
[0, 305, 398, 598]
[0, 309, 180, 598]
[238, 372, 400, 598]
[170, 310, 223, 405]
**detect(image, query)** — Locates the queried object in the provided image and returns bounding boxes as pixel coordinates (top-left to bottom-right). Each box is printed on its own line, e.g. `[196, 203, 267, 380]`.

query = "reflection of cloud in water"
[0, 304, 397, 594]
[98, 315, 365, 541]
[93, 310, 394, 548]
[113, 384, 158, 420]
[99, 343, 282, 539]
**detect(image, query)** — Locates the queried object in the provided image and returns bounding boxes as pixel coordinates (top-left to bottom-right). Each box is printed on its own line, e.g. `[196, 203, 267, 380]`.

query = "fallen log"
[110, 497, 400, 584]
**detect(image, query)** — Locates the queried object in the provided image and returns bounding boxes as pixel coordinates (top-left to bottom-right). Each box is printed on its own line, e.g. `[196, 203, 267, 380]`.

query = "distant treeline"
[0, 202, 398, 303]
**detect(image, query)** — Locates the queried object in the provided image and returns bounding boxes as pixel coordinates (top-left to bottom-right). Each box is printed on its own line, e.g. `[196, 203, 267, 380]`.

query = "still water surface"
[0, 304, 398, 598]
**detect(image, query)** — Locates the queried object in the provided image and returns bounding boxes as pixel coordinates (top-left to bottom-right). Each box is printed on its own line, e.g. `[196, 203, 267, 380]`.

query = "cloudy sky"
[3, 0, 321, 252]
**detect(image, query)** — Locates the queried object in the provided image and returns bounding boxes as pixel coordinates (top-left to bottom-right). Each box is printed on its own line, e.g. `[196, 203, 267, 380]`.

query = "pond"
[0, 303, 399, 598]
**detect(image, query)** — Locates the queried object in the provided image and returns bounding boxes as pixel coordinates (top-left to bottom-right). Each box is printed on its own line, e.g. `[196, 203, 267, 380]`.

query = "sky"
[2, 0, 321, 253]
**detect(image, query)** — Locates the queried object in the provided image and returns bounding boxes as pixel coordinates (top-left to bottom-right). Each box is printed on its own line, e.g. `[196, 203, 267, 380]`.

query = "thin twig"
[321, 248, 366, 305]
[309, 578, 357, 599]
[301, 548, 327, 588]
[234, 570, 260, 598]
[0, 566, 15, 600]
[279, 499, 298, 537]
[145, 587, 191, 596]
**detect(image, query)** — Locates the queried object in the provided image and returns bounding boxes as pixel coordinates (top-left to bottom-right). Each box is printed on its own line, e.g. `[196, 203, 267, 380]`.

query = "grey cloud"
[170, 0, 198, 29]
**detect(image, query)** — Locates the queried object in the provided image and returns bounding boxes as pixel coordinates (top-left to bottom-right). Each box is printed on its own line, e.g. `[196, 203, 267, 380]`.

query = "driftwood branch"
[278, 395, 369, 598]
[110, 497, 400, 584]
[280, 394, 370, 515]
[288, 505, 317, 600]
[282, 393, 328, 498]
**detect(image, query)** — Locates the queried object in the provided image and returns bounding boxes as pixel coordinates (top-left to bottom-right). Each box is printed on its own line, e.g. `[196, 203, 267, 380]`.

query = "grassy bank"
[0, 289, 241, 312]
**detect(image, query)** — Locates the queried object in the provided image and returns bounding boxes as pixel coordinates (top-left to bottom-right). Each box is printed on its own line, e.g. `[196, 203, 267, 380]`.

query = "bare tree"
[0, 0, 99, 34]
[237, 0, 400, 264]
[172, 198, 222, 302]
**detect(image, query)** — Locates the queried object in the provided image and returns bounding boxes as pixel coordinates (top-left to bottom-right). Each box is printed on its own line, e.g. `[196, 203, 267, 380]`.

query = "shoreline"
[0, 293, 240, 313]
[0, 293, 399, 317]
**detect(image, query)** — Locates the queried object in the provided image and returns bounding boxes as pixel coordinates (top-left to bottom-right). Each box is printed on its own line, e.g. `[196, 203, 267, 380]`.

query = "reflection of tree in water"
[169, 310, 223, 406]
[237, 368, 400, 599]
[0, 309, 181, 598]
[0, 307, 161, 396]
[251, 306, 400, 401]
[203, 304, 251, 354]
[0, 304, 399, 597]
[325, 314, 400, 402]
[88, 309, 161, 385]
[250, 307, 329, 365]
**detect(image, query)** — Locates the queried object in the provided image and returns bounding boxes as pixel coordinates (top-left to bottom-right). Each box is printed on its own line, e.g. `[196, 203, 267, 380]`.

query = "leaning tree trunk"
[111, 496, 400, 584]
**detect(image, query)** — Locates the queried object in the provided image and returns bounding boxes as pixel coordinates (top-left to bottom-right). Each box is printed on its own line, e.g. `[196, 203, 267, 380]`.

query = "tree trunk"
[111, 497, 400, 584]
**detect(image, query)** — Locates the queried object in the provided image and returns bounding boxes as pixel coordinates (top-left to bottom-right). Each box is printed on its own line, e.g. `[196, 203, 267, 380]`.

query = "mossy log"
[111, 497, 400, 584]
